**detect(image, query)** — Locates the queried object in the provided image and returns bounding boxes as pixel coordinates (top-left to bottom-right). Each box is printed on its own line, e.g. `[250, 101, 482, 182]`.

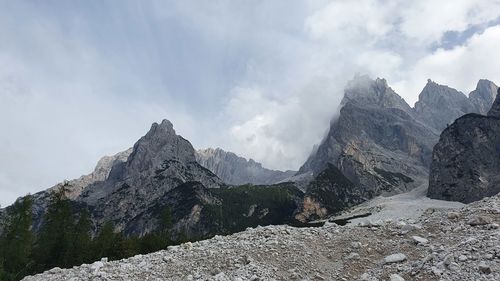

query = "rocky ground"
[24, 194, 500, 281]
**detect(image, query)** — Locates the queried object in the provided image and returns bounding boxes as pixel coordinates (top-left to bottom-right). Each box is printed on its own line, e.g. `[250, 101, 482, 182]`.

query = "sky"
[1, 0, 500, 206]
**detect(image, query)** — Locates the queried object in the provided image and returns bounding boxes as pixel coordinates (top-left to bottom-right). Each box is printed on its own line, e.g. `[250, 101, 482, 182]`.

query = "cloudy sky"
[1, 0, 500, 206]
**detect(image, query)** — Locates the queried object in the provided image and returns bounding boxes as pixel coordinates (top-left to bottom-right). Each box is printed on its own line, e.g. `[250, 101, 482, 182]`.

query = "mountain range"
[2, 76, 499, 242]
[298, 76, 498, 201]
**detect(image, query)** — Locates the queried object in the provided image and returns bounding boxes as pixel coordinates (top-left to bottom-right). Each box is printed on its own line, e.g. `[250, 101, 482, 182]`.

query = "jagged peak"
[470, 79, 498, 101]
[342, 75, 411, 112]
[476, 79, 497, 88]
[148, 119, 175, 136]
[417, 79, 467, 103]
[124, 119, 196, 174]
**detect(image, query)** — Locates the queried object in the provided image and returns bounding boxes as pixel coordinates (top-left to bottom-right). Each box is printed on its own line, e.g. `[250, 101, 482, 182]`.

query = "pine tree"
[72, 209, 92, 265]
[92, 221, 115, 261]
[158, 206, 173, 247]
[33, 186, 75, 270]
[0, 195, 34, 280]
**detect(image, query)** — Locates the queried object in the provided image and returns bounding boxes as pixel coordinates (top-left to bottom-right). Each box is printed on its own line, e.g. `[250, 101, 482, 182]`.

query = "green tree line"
[0, 188, 174, 281]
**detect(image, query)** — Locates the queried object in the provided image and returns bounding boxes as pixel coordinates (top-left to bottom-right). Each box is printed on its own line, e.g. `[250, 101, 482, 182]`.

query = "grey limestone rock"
[195, 147, 295, 185]
[298, 76, 437, 198]
[427, 105, 500, 203]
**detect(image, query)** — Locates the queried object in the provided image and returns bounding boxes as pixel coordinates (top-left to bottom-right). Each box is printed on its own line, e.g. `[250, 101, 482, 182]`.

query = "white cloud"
[224, 77, 344, 170]
[393, 25, 500, 104]
[399, 0, 500, 44]
[305, 0, 397, 41]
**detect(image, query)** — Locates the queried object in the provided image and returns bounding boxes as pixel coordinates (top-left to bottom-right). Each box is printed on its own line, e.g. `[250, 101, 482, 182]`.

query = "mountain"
[298, 76, 438, 197]
[427, 88, 500, 203]
[414, 79, 498, 132]
[298, 76, 498, 202]
[8, 120, 309, 242]
[4, 76, 499, 252]
[195, 147, 296, 185]
[25, 120, 224, 237]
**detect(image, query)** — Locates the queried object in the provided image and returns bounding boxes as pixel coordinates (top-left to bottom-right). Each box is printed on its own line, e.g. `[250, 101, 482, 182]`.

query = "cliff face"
[299, 76, 437, 197]
[195, 148, 295, 185]
[428, 89, 500, 203]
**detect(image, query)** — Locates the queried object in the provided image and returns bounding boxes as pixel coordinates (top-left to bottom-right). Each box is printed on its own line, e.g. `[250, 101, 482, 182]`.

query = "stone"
[351, 241, 362, 249]
[346, 252, 360, 260]
[467, 215, 493, 226]
[389, 274, 405, 281]
[447, 212, 460, 220]
[479, 261, 492, 274]
[384, 253, 407, 264]
[90, 261, 104, 274]
[411, 236, 428, 244]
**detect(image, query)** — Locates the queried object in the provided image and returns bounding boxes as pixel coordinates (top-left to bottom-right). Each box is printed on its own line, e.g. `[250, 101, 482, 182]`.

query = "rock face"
[195, 147, 295, 185]
[299, 76, 498, 203]
[414, 80, 477, 132]
[470, 79, 499, 115]
[428, 89, 500, 203]
[298, 76, 437, 197]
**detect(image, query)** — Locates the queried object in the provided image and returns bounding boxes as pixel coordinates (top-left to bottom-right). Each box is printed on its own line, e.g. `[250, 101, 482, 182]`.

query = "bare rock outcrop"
[428, 88, 500, 203]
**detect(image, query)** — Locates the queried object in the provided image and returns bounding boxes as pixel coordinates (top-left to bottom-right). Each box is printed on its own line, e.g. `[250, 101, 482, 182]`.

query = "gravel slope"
[334, 184, 465, 225]
[24, 194, 500, 281]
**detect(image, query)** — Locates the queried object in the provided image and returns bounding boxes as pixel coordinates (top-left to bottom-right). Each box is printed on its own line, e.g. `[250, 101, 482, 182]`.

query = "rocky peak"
[414, 79, 476, 131]
[487, 88, 500, 117]
[417, 79, 469, 106]
[342, 75, 412, 113]
[125, 119, 196, 174]
[470, 79, 499, 114]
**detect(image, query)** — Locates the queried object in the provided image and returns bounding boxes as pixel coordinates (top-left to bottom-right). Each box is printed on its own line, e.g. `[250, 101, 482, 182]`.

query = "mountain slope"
[195, 147, 295, 185]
